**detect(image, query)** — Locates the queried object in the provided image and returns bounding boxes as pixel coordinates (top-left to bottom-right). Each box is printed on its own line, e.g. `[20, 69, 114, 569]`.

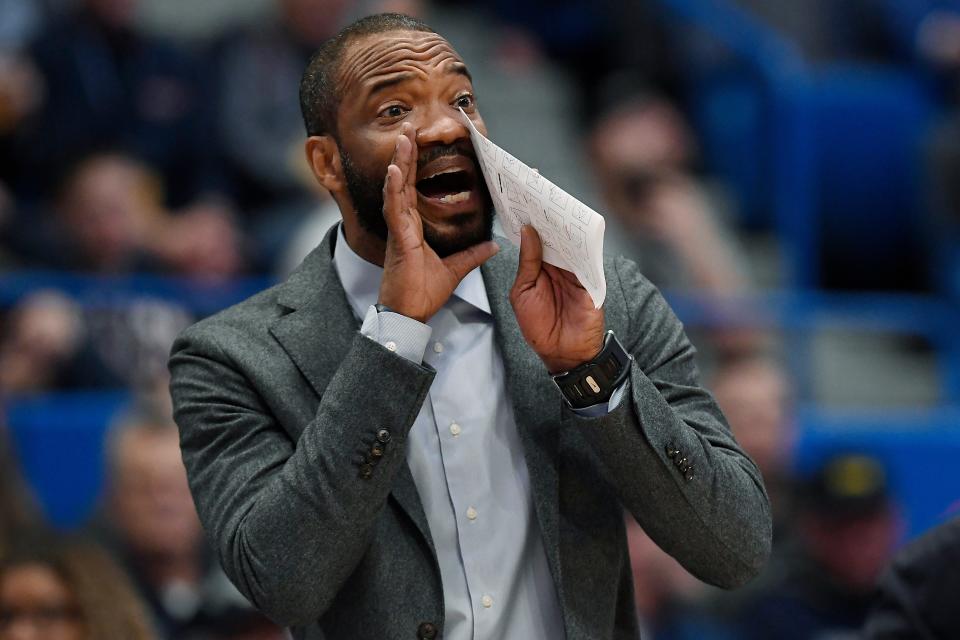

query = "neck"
[341, 216, 387, 267]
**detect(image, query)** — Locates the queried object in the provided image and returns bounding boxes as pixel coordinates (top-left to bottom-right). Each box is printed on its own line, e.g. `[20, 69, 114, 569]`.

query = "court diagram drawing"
[459, 108, 607, 307]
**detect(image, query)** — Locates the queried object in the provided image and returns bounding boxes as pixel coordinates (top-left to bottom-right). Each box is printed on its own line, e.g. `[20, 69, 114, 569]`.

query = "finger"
[442, 240, 499, 282]
[513, 225, 543, 291]
[382, 163, 406, 229]
[403, 123, 418, 188]
[394, 132, 414, 188]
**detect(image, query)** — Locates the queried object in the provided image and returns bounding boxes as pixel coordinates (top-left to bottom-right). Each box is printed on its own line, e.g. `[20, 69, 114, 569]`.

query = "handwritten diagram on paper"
[459, 109, 607, 308]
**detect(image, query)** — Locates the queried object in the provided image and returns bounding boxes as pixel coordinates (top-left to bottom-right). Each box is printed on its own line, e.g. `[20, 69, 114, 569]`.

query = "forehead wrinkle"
[338, 34, 462, 97]
[361, 54, 464, 97]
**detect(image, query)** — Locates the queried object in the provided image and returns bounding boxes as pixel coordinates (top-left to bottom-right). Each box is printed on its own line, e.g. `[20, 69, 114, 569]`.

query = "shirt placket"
[425, 307, 497, 638]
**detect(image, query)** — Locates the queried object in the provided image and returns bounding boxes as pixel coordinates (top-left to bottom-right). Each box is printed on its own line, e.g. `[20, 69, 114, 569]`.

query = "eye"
[454, 94, 475, 110]
[378, 104, 408, 119]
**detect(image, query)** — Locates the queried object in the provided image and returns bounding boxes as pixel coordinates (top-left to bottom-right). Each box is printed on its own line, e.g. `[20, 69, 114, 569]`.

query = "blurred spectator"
[735, 454, 902, 640]
[52, 153, 164, 273]
[473, 0, 680, 119]
[13, 0, 219, 206]
[0, 284, 190, 397]
[0, 291, 82, 395]
[589, 92, 766, 360]
[711, 357, 795, 531]
[589, 93, 749, 295]
[625, 516, 735, 640]
[96, 413, 282, 639]
[0, 532, 155, 639]
[8, 153, 245, 280]
[213, 0, 350, 267]
[148, 200, 246, 283]
[863, 515, 960, 639]
[215, 0, 349, 208]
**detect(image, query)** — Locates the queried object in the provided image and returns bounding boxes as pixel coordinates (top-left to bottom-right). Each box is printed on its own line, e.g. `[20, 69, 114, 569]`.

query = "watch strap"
[552, 331, 632, 409]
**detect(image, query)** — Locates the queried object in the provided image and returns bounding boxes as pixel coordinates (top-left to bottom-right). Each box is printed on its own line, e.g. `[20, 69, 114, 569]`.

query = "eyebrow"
[447, 61, 472, 82]
[367, 72, 417, 98]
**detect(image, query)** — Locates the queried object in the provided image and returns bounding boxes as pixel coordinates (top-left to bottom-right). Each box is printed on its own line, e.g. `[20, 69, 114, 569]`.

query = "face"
[63, 157, 157, 271]
[802, 507, 901, 591]
[0, 564, 83, 640]
[110, 427, 202, 558]
[712, 361, 791, 480]
[322, 29, 493, 259]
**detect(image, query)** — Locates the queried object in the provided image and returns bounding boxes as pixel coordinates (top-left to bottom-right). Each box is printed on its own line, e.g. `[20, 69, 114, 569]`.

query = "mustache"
[417, 142, 477, 171]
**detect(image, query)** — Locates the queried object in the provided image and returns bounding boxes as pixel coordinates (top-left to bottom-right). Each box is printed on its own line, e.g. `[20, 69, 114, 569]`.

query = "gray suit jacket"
[169, 230, 772, 639]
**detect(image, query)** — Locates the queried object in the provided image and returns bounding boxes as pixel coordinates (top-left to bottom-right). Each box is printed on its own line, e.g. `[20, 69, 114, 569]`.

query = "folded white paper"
[460, 109, 606, 308]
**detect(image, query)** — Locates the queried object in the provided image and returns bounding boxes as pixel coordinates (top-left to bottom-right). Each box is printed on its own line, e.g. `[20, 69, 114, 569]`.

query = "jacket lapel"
[268, 228, 435, 554]
[481, 241, 564, 594]
[269, 236, 357, 399]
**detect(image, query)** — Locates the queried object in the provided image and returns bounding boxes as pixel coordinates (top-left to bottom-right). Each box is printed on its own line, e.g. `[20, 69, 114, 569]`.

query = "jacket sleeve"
[575, 255, 772, 589]
[169, 325, 434, 627]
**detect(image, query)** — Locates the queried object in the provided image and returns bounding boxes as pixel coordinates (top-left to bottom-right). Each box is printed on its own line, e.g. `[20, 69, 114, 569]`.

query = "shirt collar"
[332, 223, 492, 320]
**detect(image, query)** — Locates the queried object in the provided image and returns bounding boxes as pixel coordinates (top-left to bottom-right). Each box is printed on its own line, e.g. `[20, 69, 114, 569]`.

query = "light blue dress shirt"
[332, 225, 622, 639]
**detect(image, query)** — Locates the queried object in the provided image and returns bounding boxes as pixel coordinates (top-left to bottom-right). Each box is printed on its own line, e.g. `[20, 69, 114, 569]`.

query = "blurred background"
[0, 0, 958, 638]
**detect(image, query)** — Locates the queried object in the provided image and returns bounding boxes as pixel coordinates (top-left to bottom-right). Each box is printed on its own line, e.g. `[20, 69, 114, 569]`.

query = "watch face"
[585, 375, 601, 394]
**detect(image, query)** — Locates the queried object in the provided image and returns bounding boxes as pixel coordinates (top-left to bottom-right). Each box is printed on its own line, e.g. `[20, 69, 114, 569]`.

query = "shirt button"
[481, 595, 493, 608]
[384, 341, 397, 352]
[433, 341, 444, 353]
[466, 507, 478, 521]
[449, 422, 462, 436]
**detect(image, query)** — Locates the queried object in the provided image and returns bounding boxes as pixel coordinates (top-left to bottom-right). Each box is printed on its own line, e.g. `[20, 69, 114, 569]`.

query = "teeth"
[423, 167, 464, 181]
[438, 191, 471, 204]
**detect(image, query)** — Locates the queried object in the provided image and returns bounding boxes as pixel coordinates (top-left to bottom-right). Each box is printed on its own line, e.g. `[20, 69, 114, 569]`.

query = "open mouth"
[416, 167, 476, 205]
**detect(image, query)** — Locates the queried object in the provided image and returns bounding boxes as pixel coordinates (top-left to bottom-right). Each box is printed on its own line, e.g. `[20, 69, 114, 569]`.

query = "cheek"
[349, 130, 403, 175]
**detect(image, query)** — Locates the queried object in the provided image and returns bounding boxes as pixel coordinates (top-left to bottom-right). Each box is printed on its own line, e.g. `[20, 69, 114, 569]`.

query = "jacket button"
[685, 466, 694, 481]
[359, 463, 374, 479]
[417, 622, 437, 639]
[370, 443, 385, 458]
[665, 444, 679, 458]
[376, 429, 392, 444]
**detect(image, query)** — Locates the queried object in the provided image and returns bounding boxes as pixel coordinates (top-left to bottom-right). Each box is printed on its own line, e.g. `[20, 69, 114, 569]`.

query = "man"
[734, 453, 900, 640]
[169, 13, 771, 639]
[100, 413, 285, 639]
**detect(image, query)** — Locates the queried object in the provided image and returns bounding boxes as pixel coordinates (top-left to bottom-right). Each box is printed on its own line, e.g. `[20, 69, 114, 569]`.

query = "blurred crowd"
[1, 0, 959, 638]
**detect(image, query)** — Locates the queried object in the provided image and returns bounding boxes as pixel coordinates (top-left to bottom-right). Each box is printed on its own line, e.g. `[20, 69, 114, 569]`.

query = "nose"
[414, 103, 470, 148]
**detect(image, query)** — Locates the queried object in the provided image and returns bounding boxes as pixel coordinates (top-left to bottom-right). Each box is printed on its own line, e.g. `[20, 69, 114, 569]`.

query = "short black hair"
[299, 13, 436, 138]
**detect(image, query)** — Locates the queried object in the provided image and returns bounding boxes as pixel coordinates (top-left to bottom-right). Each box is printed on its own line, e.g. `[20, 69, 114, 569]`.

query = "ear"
[305, 135, 346, 196]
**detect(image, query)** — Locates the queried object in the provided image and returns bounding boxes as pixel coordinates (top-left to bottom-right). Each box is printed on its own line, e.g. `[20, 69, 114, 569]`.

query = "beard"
[339, 145, 495, 258]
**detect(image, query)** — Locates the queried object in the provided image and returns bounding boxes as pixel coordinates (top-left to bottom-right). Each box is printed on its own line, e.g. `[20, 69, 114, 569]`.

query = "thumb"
[513, 225, 543, 291]
[442, 240, 500, 283]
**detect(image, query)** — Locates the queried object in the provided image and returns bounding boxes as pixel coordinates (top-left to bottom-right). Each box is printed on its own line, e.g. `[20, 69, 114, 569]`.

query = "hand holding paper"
[460, 108, 607, 308]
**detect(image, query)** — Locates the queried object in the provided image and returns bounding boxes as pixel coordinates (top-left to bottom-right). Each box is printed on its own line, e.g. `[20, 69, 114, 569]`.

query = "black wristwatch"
[552, 330, 632, 409]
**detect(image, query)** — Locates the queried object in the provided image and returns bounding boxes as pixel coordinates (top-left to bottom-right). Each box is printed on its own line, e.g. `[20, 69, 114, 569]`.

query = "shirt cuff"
[360, 304, 432, 364]
[570, 380, 628, 418]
